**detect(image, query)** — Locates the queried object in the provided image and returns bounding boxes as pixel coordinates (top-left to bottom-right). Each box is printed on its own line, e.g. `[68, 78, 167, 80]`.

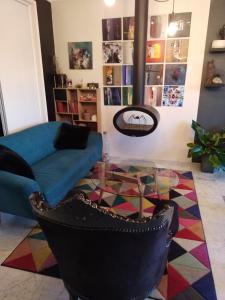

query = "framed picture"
[162, 86, 185, 107]
[102, 42, 122, 64]
[123, 87, 133, 105]
[166, 39, 189, 63]
[123, 41, 134, 64]
[68, 42, 93, 70]
[123, 17, 135, 40]
[122, 65, 133, 86]
[148, 15, 168, 39]
[145, 64, 164, 85]
[164, 64, 187, 85]
[168, 12, 192, 38]
[145, 87, 162, 106]
[146, 40, 165, 63]
[104, 87, 121, 106]
[103, 66, 122, 86]
[102, 18, 122, 41]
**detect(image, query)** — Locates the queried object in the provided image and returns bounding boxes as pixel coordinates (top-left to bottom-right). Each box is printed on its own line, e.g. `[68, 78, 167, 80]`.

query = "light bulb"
[167, 21, 178, 37]
[104, 0, 116, 6]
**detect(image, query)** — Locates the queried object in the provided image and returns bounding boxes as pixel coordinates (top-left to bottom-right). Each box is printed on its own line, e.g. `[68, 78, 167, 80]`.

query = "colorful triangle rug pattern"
[2, 166, 217, 300]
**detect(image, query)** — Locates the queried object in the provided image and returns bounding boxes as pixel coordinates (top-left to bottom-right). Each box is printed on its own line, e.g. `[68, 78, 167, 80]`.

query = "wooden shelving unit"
[54, 87, 100, 131]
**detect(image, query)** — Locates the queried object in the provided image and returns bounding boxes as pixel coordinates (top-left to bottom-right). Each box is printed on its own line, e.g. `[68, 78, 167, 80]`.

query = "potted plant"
[187, 120, 225, 173]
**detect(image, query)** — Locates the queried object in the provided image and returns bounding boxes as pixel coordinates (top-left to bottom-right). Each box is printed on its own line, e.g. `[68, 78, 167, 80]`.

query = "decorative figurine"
[205, 60, 216, 85]
[205, 60, 223, 86]
[219, 24, 225, 40]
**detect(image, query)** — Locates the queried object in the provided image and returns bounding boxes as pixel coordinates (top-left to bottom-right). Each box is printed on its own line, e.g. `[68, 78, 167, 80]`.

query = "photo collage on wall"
[102, 12, 192, 107]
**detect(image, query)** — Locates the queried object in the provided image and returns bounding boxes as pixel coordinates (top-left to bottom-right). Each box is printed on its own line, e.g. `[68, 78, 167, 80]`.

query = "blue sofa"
[0, 122, 102, 220]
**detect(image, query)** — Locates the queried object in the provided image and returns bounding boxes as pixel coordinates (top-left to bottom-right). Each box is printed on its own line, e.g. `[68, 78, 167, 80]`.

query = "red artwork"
[146, 40, 165, 63]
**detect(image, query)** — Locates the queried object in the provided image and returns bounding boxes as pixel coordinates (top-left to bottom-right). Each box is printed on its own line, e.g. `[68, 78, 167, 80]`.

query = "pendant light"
[104, 0, 116, 7]
[167, 0, 178, 37]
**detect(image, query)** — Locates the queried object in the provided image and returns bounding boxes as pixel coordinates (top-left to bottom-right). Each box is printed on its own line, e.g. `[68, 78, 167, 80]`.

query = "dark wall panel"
[197, 0, 225, 130]
[36, 0, 56, 121]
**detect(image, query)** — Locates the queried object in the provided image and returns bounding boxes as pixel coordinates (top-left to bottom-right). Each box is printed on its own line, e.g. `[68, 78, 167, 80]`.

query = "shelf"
[57, 112, 79, 115]
[205, 83, 225, 89]
[77, 120, 97, 123]
[79, 100, 97, 103]
[210, 48, 225, 53]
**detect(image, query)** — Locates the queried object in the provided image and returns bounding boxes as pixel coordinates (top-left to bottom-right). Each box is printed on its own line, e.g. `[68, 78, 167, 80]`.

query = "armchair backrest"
[31, 193, 175, 300]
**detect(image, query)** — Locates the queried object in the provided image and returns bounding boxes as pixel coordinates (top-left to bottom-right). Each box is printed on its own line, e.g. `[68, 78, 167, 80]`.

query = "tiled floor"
[0, 159, 225, 300]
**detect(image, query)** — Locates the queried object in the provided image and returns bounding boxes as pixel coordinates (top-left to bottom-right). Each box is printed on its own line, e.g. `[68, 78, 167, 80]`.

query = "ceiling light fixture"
[167, 0, 178, 37]
[104, 0, 116, 7]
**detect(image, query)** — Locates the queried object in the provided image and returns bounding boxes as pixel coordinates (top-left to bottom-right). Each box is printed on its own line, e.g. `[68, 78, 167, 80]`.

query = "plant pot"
[201, 155, 214, 173]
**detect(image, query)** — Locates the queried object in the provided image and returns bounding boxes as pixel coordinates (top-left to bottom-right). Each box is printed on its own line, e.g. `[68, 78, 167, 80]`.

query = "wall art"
[168, 12, 192, 38]
[145, 87, 162, 106]
[145, 64, 164, 85]
[123, 17, 135, 40]
[166, 39, 189, 63]
[148, 15, 168, 39]
[146, 40, 165, 63]
[164, 64, 187, 85]
[102, 18, 122, 41]
[68, 42, 93, 70]
[162, 86, 185, 107]
[104, 87, 121, 106]
[101, 12, 191, 107]
[102, 42, 122, 64]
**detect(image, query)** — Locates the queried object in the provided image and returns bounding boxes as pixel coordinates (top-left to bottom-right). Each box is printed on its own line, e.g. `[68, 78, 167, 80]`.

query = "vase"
[201, 155, 214, 173]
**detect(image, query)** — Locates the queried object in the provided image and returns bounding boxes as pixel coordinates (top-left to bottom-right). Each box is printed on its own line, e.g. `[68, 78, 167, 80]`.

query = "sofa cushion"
[0, 122, 62, 165]
[0, 145, 35, 179]
[54, 123, 90, 149]
[31, 135, 102, 206]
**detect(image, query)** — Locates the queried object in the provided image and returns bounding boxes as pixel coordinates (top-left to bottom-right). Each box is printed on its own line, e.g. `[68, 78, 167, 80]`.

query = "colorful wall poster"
[162, 86, 184, 107]
[68, 42, 93, 69]
[168, 12, 192, 38]
[122, 65, 133, 86]
[104, 87, 121, 105]
[148, 15, 168, 39]
[123, 41, 134, 64]
[145, 64, 164, 85]
[145, 87, 162, 106]
[102, 18, 122, 41]
[123, 17, 135, 40]
[123, 87, 133, 106]
[102, 42, 122, 64]
[164, 64, 187, 85]
[166, 39, 189, 63]
[103, 66, 122, 86]
[146, 40, 165, 63]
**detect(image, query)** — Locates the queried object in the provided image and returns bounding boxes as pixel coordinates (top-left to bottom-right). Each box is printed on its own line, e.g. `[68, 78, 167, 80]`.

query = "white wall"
[0, 0, 48, 134]
[52, 0, 210, 162]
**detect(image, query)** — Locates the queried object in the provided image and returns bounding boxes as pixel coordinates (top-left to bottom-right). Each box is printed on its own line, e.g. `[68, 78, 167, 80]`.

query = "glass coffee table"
[90, 162, 179, 219]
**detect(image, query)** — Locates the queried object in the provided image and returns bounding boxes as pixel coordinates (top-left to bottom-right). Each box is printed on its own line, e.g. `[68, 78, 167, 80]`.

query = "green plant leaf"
[187, 143, 196, 148]
[209, 154, 221, 168]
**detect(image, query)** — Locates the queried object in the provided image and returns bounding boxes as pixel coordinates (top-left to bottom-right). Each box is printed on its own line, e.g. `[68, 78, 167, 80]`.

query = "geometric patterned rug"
[2, 166, 217, 300]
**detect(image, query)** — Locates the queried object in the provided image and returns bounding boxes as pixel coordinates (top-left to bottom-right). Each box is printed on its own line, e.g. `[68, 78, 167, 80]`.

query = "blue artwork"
[164, 64, 187, 85]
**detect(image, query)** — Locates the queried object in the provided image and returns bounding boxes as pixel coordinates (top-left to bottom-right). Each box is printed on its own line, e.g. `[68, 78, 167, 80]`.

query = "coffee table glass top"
[90, 162, 179, 200]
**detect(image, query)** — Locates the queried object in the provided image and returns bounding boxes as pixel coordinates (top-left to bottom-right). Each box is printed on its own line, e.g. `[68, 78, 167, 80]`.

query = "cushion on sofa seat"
[54, 123, 90, 149]
[0, 122, 62, 165]
[31, 140, 102, 206]
[0, 145, 35, 179]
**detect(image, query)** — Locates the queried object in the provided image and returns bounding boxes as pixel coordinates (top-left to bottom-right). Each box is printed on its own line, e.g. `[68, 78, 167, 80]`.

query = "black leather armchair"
[30, 191, 178, 300]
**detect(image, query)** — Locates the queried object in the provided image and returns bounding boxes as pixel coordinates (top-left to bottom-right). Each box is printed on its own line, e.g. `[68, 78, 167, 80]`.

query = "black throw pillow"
[54, 123, 90, 150]
[0, 145, 35, 179]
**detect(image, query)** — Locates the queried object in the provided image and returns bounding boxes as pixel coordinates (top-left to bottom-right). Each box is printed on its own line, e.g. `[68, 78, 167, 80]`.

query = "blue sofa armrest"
[0, 171, 41, 219]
